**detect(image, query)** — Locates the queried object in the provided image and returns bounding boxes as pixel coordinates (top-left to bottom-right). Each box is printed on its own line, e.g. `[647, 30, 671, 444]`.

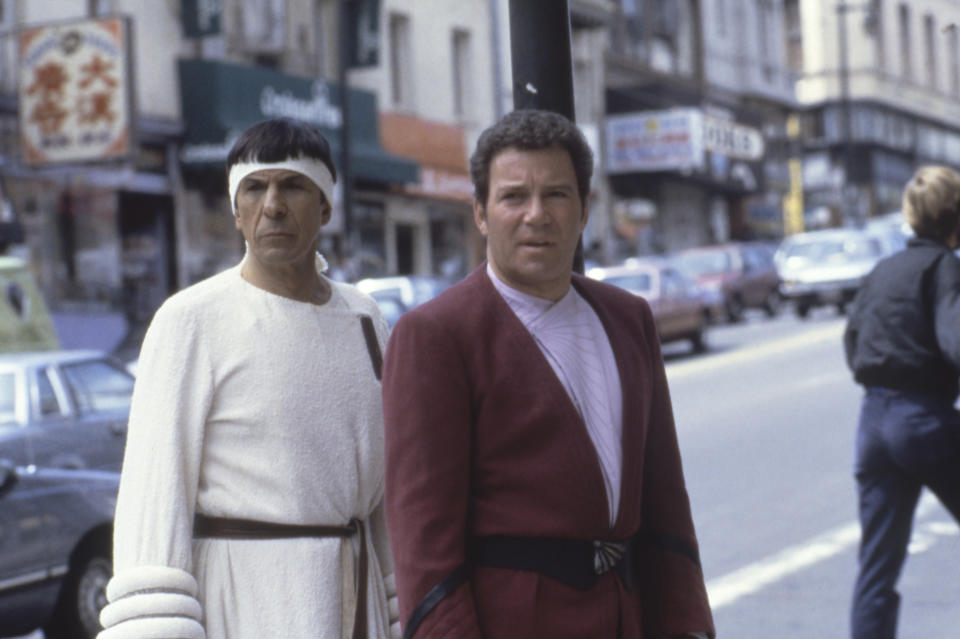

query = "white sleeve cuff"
[99, 566, 204, 639]
[97, 616, 205, 639]
[106, 565, 199, 601]
[100, 591, 202, 627]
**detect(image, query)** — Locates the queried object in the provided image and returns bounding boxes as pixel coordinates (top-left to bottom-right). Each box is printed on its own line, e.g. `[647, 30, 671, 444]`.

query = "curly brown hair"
[469, 109, 593, 208]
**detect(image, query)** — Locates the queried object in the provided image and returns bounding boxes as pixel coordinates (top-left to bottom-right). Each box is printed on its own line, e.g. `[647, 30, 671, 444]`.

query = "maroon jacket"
[382, 266, 715, 639]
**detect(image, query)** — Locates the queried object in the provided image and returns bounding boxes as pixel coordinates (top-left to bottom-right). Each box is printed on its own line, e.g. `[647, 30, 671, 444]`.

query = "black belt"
[194, 514, 368, 639]
[402, 529, 701, 639]
[472, 533, 636, 591]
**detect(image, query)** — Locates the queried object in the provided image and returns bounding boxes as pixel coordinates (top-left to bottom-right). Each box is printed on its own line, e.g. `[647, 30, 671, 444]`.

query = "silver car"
[0, 350, 134, 472]
[775, 229, 885, 318]
[0, 460, 117, 639]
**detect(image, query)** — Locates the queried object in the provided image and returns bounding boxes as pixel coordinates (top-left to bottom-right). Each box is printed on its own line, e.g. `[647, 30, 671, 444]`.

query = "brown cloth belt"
[194, 514, 369, 639]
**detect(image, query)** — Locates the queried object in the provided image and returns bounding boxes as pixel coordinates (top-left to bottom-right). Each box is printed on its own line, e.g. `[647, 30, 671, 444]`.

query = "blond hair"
[902, 165, 960, 241]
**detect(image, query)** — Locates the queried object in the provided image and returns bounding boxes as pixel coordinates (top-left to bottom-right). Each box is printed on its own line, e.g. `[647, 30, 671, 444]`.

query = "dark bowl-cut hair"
[226, 117, 338, 183]
[469, 109, 593, 207]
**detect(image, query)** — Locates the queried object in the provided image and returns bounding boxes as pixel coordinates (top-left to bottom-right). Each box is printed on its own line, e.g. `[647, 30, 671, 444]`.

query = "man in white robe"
[97, 117, 400, 639]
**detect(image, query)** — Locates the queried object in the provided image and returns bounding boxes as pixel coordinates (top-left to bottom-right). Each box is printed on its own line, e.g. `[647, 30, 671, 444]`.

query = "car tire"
[763, 290, 782, 317]
[795, 301, 811, 319]
[725, 295, 744, 323]
[690, 326, 708, 353]
[44, 538, 111, 639]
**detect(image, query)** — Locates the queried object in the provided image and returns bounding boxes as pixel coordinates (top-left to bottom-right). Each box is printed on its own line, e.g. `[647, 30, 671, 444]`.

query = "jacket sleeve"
[98, 302, 213, 639]
[382, 310, 484, 639]
[933, 253, 960, 370]
[634, 299, 716, 639]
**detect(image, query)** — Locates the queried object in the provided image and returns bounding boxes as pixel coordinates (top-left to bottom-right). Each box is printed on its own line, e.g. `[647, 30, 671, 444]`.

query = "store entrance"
[117, 192, 176, 322]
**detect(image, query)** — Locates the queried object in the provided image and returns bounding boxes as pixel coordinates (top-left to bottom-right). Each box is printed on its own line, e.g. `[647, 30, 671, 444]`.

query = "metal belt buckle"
[593, 539, 629, 575]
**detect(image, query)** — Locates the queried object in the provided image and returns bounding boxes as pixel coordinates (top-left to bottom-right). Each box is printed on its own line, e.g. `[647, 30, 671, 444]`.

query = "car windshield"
[0, 372, 15, 425]
[603, 272, 653, 294]
[783, 236, 882, 264]
[676, 250, 732, 276]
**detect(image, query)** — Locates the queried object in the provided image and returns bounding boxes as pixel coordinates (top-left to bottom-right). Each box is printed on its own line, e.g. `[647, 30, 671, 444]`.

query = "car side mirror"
[0, 459, 18, 499]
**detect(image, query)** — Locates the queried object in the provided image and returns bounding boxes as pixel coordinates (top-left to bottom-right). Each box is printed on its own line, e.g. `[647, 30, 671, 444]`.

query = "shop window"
[395, 224, 415, 275]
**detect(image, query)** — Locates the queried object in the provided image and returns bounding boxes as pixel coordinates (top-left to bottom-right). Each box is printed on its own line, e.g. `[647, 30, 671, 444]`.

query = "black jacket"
[844, 237, 960, 401]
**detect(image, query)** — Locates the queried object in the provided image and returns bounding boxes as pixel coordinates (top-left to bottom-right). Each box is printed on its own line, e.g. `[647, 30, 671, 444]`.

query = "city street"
[11, 307, 959, 639]
[666, 309, 960, 637]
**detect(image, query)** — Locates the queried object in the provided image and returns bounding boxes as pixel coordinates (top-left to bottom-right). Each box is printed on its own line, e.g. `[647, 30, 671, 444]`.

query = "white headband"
[228, 157, 335, 215]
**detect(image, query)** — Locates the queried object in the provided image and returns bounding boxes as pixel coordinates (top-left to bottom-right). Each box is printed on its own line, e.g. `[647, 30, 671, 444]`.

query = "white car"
[774, 229, 885, 318]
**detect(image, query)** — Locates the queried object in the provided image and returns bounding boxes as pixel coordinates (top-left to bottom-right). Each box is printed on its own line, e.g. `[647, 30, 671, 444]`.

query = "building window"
[949, 26, 960, 96]
[451, 29, 471, 119]
[239, 0, 286, 54]
[757, 0, 774, 82]
[389, 13, 413, 108]
[313, 0, 335, 77]
[898, 3, 911, 79]
[924, 14, 937, 88]
[870, 0, 885, 71]
[785, 0, 803, 74]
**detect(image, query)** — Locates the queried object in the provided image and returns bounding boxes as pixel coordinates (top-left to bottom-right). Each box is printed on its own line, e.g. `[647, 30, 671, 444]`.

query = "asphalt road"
[665, 307, 960, 638]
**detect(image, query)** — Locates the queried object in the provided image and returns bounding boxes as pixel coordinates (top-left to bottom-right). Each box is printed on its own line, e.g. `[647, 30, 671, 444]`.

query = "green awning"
[177, 58, 418, 185]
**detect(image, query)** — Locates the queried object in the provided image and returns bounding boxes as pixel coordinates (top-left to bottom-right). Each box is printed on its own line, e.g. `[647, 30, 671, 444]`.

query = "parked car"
[588, 259, 708, 352]
[0, 349, 134, 472]
[355, 275, 453, 328]
[0, 459, 117, 639]
[774, 228, 886, 318]
[673, 242, 782, 322]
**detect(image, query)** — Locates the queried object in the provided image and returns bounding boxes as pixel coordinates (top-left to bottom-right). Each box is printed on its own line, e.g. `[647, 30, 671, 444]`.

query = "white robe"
[98, 262, 399, 639]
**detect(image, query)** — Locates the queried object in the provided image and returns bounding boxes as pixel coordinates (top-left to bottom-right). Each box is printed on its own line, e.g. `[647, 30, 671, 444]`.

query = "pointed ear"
[473, 199, 488, 237]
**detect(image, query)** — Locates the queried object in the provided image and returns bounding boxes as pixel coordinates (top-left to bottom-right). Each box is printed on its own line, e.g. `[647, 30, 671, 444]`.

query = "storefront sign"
[405, 167, 473, 201]
[703, 115, 764, 161]
[18, 17, 134, 166]
[605, 108, 704, 173]
[177, 59, 417, 184]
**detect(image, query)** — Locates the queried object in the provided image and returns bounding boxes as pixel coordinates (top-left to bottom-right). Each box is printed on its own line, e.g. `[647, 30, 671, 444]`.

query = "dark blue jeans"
[851, 387, 960, 639]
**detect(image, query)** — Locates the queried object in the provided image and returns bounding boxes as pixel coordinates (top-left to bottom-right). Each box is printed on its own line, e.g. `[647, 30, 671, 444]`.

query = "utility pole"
[338, 0, 355, 261]
[506, 0, 583, 272]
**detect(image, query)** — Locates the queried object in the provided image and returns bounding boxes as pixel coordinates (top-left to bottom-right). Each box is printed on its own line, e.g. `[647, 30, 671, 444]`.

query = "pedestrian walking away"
[381, 109, 715, 639]
[844, 164, 960, 639]
[97, 117, 400, 639]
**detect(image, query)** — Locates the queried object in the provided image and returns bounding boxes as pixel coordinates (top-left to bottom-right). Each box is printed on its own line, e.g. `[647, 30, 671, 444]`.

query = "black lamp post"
[506, 0, 583, 272]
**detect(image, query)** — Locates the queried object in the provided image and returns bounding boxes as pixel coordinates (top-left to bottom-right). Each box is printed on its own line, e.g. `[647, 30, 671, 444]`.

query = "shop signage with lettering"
[18, 16, 134, 166]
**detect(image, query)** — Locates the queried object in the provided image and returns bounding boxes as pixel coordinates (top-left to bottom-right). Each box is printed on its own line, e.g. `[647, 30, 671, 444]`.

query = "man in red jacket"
[382, 109, 714, 639]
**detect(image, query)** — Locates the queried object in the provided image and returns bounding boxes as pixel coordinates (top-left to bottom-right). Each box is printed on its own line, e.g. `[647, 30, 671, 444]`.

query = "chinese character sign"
[18, 17, 132, 165]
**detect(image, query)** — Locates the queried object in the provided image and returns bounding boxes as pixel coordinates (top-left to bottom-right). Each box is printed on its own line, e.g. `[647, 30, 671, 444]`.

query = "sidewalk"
[50, 309, 134, 359]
